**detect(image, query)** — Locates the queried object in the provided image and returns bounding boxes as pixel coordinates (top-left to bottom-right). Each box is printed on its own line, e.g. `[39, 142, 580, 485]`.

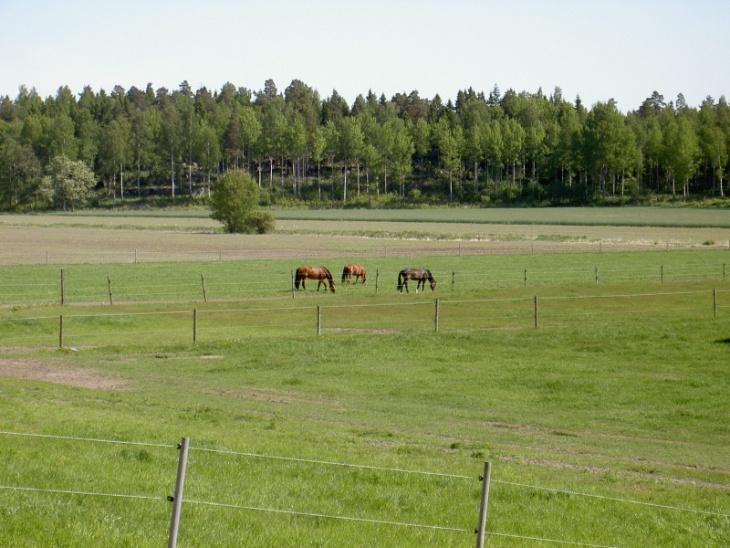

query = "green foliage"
[247, 209, 276, 234]
[210, 169, 274, 233]
[2, 82, 730, 207]
[39, 155, 96, 210]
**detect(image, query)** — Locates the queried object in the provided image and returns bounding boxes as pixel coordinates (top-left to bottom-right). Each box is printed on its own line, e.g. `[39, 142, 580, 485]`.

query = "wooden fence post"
[58, 315, 63, 349]
[291, 270, 295, 298]
[451, 272, 455, 290]
[723, 263, 726, 281]
[458, 243, 462, 257]
[316, 305, 322, 336]
[475, 461, 491, 548]
[523, 268, 527, 287]
[134, 248, 138, 264]
[200, 275, 208, 303]
[533, 296, 539, 329]
[434, 298, 440, 333]
[375, 269, 379, 294]
[594, 266, 599, 285]
[713, 288, 717, 320]
[61, 268, 66, 306]
[193, 308, 197, 344]
[660, 265, 664, 283]
[106, 275, 113, 306]
[167, 437, 190, 548]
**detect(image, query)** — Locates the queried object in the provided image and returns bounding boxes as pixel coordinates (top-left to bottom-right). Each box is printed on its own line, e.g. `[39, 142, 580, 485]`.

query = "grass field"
[1, 211, 729, 546]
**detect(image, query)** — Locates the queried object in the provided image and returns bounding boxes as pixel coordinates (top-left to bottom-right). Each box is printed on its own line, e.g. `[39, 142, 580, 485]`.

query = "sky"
[1, 0, 728, 112]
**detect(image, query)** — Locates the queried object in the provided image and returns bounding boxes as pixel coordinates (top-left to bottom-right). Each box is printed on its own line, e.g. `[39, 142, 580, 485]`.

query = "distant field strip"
[272, 207, 730, 228]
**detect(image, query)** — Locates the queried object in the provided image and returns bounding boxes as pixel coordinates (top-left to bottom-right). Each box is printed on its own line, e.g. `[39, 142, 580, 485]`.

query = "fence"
[0, 261, 728, 307]
[1, 430, 725, 546]
[0, 289, 726, 349]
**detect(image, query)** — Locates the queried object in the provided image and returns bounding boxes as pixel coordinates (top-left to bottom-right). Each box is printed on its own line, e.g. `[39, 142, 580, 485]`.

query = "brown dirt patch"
[0, 359, 127, 390]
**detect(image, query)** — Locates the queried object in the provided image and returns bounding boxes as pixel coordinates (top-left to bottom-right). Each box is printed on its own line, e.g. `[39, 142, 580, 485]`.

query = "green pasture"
[0, 248, 728, 307]
[1, 249, 729, 546]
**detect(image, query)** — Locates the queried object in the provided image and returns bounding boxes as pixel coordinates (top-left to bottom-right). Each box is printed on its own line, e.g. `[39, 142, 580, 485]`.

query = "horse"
[397, 268, 436, 293]
[341, 263, 367, 284]
[295, 266, 336, 293]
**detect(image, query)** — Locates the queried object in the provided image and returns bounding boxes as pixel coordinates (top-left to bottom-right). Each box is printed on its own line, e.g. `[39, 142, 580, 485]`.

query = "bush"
[247, 210, 276, 234]
[210, 170, 275, 233]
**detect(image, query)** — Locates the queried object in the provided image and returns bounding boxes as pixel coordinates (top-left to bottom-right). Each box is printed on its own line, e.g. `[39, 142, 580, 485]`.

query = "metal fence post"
[107, 275, 113, 306]
[594, 265, 599, 285]
[375, 269, 379, 294]
[533, 296, 539, 329]
[168, 437, 190, 548]
[713, 288, 717, 319]
[660, 264, 664, 283]
[475, 461, 491, 548]
[451, 272, 455, 290]
[523, 268, 527, 287]
[58, 315, 63, 348]
[60, 268, 65, 306]
[316, 305, 322, 336]
[200, 275, 208, 303]
[434, 298, 440, 333]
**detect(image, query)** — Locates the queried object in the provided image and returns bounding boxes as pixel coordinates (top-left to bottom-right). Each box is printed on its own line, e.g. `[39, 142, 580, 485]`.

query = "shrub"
[210, 170, 275, 233]
[247, 210, 276, 234]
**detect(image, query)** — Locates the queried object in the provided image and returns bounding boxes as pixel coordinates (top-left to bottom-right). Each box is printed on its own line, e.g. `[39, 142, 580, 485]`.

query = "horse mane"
[322, 266, 333, 282]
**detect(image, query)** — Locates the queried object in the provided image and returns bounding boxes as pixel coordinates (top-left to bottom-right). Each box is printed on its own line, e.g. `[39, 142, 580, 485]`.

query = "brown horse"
[397, 268, 436, 293]
[341, 263, 367, 284]
[295, 266, 336, 293]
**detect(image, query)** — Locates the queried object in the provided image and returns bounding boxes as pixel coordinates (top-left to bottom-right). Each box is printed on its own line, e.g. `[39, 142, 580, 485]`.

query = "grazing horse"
[295, 266, 336, 293]
[341, 263, 367, 284]
[397, 268, 436, 293]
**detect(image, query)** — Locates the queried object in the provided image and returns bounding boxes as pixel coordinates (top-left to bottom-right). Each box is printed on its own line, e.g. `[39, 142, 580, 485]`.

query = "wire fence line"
[1, 259, 727, 306]
[184, 498, 472, 534]
[2, 429, 726, 519]
[0, 481, 620, 547]
[0, 484, 164, 502]
[0, 288, 724, 348]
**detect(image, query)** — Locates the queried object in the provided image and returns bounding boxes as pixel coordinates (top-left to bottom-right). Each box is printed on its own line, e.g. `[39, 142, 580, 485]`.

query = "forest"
[0, 79, 728, 210]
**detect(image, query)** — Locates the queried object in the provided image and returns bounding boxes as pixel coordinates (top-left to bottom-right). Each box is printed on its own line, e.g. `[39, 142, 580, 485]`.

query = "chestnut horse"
[397, 268, 436, 293]
[341, 263, 367, 284]
[295, 266, 336, 293]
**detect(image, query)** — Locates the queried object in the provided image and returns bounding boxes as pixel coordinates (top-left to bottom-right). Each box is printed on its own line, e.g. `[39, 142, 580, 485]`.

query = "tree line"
[0, 79, 728, 210]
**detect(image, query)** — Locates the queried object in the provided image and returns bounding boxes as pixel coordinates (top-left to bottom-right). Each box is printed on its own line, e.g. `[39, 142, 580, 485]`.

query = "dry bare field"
[1, 211, 729, 265]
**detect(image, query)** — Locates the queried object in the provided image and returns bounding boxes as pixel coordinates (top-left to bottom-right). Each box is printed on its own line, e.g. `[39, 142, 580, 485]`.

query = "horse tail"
[397, 270, 404, 291]
[341, 266, 348, 283]
[323, 267, 335, 293]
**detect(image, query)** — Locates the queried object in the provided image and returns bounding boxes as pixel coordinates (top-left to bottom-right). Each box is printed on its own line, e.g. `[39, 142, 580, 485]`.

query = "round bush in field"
[210, 170, 275, 233]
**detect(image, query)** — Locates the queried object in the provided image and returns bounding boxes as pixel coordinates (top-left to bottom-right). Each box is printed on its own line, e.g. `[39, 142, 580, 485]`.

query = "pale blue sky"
[1, 0, 728, 111]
